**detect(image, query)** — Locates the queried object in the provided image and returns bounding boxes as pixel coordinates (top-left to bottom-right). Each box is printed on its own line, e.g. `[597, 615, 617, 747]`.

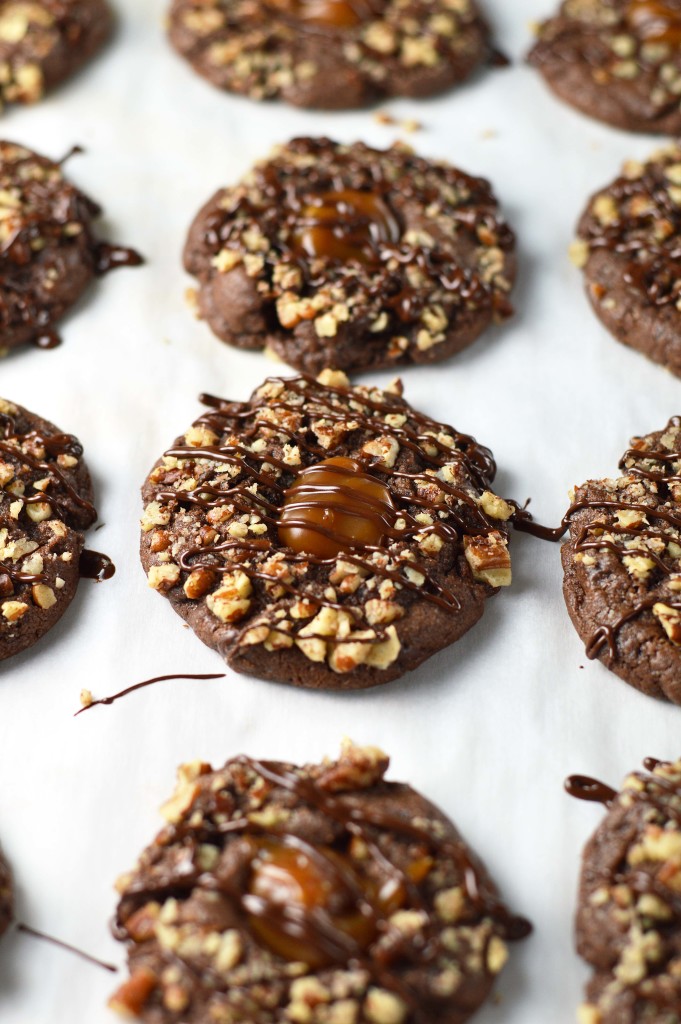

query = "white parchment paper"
[0, 1, 680, 1020]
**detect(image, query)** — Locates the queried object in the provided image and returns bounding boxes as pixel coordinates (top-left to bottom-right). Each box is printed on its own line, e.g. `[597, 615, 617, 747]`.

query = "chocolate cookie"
[561, 416, 681, 703]
[0, 847, 12, 938]
[0, 398, 97, 661]
[184, 138, 515, 375]
[0, 0, 112, 109]
[110, 742, 530, 1023]
[569, 757, 681, 1023]
[140, 370, 515, 690]
[528, 0, 681, 134]
[0, 141, 142, 355]
[572, 145, 681, 378]
[168, 0, 494, 110]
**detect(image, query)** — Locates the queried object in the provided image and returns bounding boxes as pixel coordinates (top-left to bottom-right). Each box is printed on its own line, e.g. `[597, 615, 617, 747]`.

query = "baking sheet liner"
[0, 1, 680, 1019]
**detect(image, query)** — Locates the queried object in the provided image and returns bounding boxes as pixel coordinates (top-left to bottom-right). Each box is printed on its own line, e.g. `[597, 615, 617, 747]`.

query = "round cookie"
[184, 138, 515, 375]
[0, 397, 97, 661]
[572, 145, 681, 378]
[0, 0, 112, 109]
[0, 141, 143, 355]
[0, 847, 12, 938]
[168, 0, 494, 110]
[140, 370, 515, 690]
[528, 0, 681, 134]
[573, 757, 681, 1023]
[561, 416, 681, 703]
[110, 741, 530, 1023]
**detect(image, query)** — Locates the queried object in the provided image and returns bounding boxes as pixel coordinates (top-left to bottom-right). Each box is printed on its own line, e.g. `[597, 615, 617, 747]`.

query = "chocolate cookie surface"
[168, 0, 493, 109]
[0, 141, 142, 355]
[571, 757, 681, 1023]
[0, 0, 112, 109]
[141, 370, 514, 690]
[573, 145, 681, 378]
[184, 138, 515, 375]
[0, 397, 97, 661]
[561, 416, 681, 703]
[528, 0, 681, 134]
[0, 847, 12, 938]
[110, 742, 530, 1023]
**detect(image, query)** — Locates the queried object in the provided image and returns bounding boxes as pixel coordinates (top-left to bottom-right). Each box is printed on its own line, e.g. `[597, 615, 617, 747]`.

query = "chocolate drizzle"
[0, 408, 97, 589]
[17, 923, 117, 973]
[572, 757, 681, 1012]
[116, 753, 530, 1020]
[200, 137, 515, 345]
[74, 673, 226, 716]
[516, 420, 681, 664]
[0, 142, 143, 352]
[151, 374, 507, 651]
[580, 156, 681, 308]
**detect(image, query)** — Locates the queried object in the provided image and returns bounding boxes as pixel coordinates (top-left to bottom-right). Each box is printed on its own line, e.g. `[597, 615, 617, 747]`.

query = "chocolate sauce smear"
[33, 330, 62, 350]
[565, 775, 618, 807]
[94, 243, 145, 276]
[17, 922, 117, 973]
[79, 549, 115, 582]
[74, 673, 226, 716]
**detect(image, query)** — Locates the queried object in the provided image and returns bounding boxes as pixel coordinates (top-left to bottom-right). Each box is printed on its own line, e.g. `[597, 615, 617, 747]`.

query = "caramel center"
[247, 839, 397, 967]
[278, 456, 396, 559]
[291, 189, 401, 265]
[625, 0, 681, 43]
[268, 0, 379, 28]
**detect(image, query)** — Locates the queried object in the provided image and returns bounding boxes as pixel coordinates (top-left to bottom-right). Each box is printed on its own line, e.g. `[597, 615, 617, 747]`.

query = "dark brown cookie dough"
[140, 370, 515, 690]
[0, 846, 12, 938]
[184, 138, 515, 375]
[572, 146, 681, 378]
[528, 0, 681, 134]
[0, 0, 112, 109]
[0, 397, 97, 661]
[571, 757, 681, 1024]
[168, 0, 494, 110]
[0, 141, 143, 355]
[561, 416, 681, 703]
[110, 742, 530, 1023]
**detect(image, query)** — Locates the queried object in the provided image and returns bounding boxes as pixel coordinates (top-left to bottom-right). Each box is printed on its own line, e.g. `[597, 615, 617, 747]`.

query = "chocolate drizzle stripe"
[74, 673, 226, 716]
[515, 426, 681, 660]
[17, 922, 117, 973]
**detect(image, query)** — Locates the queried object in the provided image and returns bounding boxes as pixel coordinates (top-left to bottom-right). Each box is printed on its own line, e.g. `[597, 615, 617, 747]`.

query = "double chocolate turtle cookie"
[168, 0, 494, 109]
[572, 145, 681, 377]
[561, 416, 681, 703]
[184, 137, 515, 376]
[0, 142, 142, 355]
[0, 398, 98, 661]
[529, 0, 681, 134]
[0, 0, 112, 110]
[0, 846, 12, 938]
[110, 742, 530, 1023]
[568, 757, 681, 1023]
[141, 370, 515, 690]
